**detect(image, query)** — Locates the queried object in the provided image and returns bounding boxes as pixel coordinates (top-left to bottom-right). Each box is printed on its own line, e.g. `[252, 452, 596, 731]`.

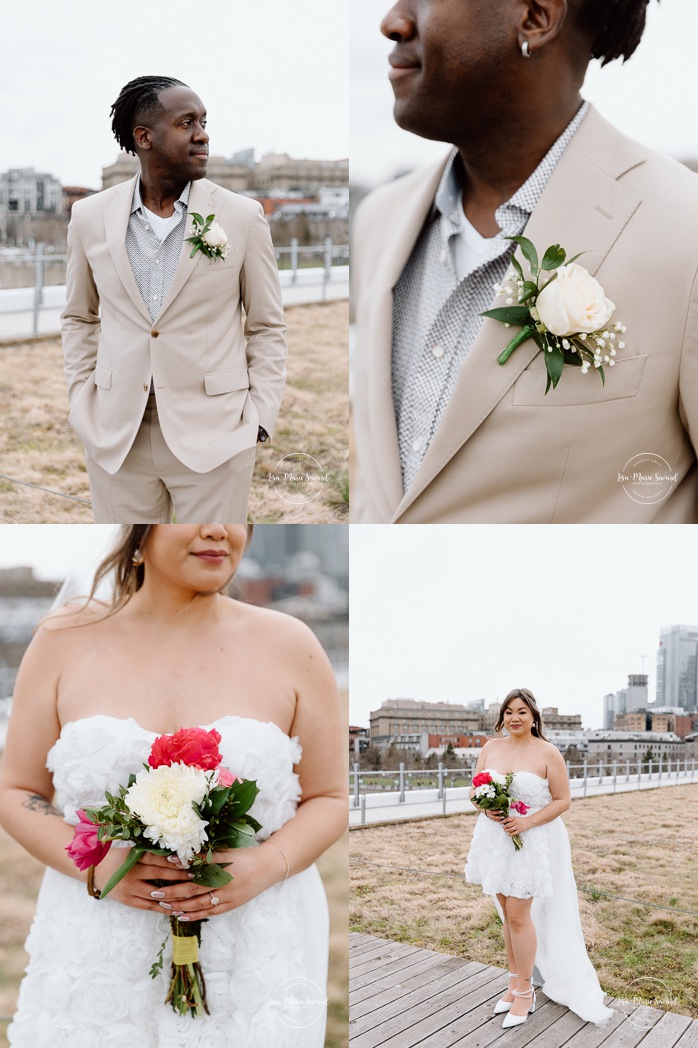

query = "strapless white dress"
[8, 715, 329, 1048]
[465, 770, 612, 1025]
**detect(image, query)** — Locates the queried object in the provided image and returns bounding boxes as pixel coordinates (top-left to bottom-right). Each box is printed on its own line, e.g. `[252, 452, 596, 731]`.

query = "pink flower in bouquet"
[510, 800, 529, 815]
[66, 809, 112, 870]
[148, 727, 223, 771]
[472, 772, 493, 788]
[216, 767, 240, 788]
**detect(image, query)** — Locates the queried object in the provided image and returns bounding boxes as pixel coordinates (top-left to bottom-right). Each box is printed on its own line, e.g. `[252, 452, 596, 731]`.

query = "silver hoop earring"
[521, 40, 531, 59]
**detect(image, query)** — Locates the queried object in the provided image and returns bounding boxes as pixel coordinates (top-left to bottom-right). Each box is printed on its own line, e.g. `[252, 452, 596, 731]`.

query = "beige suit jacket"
[62, 176, 287, 475]
[351, 106, 698, 523]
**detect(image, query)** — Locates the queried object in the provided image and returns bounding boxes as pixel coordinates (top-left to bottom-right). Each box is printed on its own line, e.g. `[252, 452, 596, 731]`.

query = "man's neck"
[456, 94, 584, 237]
[138, 169, 188, 218]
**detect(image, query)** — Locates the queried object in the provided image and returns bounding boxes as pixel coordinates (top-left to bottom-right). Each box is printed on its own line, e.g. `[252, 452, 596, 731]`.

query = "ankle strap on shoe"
[512, 989, 534, 998]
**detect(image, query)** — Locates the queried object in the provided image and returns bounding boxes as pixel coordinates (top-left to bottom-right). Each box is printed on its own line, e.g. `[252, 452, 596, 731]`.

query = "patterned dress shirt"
[125, 175, 191, 322]
[124, 175, 191, 393]
[391, 101, 590, 490]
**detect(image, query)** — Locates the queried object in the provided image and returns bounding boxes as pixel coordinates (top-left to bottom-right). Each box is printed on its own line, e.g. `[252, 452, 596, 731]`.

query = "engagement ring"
[209, 893, 219, 907]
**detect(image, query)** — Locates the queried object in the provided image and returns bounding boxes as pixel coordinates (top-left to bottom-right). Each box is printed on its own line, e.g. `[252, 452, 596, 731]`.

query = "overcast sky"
[349, 526, 698, 731]
[4, 0, 348, 188]
[351, 0, 698, 188]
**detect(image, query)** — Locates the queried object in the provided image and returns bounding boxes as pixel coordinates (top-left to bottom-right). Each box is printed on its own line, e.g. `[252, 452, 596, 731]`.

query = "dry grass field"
[350, 784, 698, 1020]
[0, 826, 347, 1048]
[0, 300, 348, 523]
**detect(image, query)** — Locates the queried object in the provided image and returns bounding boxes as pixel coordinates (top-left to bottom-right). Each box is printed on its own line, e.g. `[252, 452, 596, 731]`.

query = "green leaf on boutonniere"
[543, 339, 565, 394]
[481, 305, 531, 325]
[541, 244, 566, 270]
[189, 212, 204, 226]
[205, 214, 215, 224]
[519, 281, 539, 305]
[510, 254, 524, 282]
[508, 235, 538, 276]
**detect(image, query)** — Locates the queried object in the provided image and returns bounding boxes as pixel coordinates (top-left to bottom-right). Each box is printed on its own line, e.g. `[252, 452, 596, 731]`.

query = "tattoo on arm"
[22, 793, 62, 817]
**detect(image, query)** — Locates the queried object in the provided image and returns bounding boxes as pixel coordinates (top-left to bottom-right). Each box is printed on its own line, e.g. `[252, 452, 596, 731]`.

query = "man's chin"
[393, 103, 452, 145]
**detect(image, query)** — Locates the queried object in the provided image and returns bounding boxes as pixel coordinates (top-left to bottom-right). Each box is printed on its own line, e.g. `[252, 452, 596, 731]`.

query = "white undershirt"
[143, 206, 179, 242]
[452, 205, 495, 282]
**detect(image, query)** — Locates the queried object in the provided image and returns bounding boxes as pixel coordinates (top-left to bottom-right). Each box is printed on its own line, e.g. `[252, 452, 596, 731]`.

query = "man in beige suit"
[63, 75, 287, 523]
[352, 0, 698, 523]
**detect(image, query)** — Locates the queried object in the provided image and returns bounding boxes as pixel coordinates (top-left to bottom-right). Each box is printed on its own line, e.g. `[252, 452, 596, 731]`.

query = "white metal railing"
[0, 238, 348, 337]
[350, 757, 698, 818]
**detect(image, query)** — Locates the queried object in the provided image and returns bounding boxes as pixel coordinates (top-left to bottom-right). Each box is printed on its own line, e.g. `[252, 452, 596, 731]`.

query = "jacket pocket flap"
[204, 367, 250, 396]
[512, 354, 647, 407]
[94, 364, 113, 390]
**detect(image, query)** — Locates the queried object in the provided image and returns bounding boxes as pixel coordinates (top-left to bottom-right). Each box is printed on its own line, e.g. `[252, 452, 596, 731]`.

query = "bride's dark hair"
[494, 688, 548, 741]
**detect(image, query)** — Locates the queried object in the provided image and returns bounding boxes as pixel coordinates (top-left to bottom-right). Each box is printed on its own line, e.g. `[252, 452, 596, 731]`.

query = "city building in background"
[656, 625, 698, 713]
[0, 167, 65, 245]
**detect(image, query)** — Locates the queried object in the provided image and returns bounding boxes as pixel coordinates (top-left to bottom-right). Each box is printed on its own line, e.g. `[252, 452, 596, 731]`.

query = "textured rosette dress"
[465, 770, 612, 1025]
[8, 715, 329, 1048]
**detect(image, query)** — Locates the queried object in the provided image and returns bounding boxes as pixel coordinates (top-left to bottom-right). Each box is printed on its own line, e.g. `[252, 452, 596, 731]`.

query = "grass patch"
[0, 300, 348, 523]
[350, 784, 698, 1020]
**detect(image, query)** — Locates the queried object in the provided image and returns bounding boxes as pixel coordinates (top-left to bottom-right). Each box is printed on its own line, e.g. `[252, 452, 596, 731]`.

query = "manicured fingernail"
[158, 901, 172, 910]
[150, 890, 165, 899]
[187, 873, 195, 879]
[178, 915, 190, 922]
[167, 856, 184, 866]
[172, 911, 184, 917]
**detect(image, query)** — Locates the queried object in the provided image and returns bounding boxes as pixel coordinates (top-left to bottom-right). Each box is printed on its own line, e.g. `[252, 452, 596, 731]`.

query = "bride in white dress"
[0, 524, 347, 1048]
[465, 688, 612, 1029]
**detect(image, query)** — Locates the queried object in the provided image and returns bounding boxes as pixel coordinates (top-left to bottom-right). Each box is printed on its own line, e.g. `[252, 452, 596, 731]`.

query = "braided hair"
[574, 0, 658, 66]
[110, 75, 188, 155]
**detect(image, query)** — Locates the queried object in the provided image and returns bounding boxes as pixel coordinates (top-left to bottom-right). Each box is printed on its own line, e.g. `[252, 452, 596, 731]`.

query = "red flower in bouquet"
[148, 726, 223, 771]
[472, 772, 493, 788]
[510, 800, 530, 816]
[65, 809, 112, 870]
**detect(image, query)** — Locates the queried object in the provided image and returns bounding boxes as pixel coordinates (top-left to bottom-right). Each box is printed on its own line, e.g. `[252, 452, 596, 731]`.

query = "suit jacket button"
[151, 330, 159, 338]
[143, 384, 148, 391]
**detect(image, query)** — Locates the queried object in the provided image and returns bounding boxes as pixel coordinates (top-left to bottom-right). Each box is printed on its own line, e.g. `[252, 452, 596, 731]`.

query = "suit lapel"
[157, 178, 218, 319]
[364, 159, 450, 516]
[104, 175, 152, 323]
[393, 106, 645, 519]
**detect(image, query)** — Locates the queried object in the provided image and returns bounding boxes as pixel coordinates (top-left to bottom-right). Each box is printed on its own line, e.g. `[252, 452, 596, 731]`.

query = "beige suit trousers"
[86, 396, 256, 523]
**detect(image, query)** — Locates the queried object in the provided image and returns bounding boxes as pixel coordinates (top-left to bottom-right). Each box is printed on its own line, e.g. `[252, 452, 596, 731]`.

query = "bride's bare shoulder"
[38, 600, 110, 633]
[226, 597, 332, 664]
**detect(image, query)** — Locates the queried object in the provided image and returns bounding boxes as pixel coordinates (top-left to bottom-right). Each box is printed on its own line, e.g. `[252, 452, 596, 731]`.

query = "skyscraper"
[656, 625, 698, 712]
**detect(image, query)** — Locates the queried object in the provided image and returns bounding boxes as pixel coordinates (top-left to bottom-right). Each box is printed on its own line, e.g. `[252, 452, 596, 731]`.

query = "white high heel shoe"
[501, 987, 536, 1028]
[492, 973, 518, 1014]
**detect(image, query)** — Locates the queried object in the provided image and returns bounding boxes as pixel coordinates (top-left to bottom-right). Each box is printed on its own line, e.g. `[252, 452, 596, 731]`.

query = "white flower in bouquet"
[535, 263, 615, 337]
[201, 222, 228, 250]
[125, 764, 209, 865]
[474, 783, 496, 800]
[488, 771, 507, 786]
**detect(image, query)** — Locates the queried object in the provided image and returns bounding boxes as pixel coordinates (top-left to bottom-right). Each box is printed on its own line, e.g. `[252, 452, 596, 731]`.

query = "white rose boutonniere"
[482, 236, 627, 394]
[186, 212, 230, 261]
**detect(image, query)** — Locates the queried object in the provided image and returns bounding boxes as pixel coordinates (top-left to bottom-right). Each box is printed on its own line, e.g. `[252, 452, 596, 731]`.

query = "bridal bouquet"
[483, 235, 626, 394]
[471, 771, 529, 851]
[66, 726, 261, 1018]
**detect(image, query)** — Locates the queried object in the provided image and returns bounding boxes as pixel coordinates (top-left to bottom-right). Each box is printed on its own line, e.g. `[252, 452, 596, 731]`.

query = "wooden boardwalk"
[350, 933, 698, 1048]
